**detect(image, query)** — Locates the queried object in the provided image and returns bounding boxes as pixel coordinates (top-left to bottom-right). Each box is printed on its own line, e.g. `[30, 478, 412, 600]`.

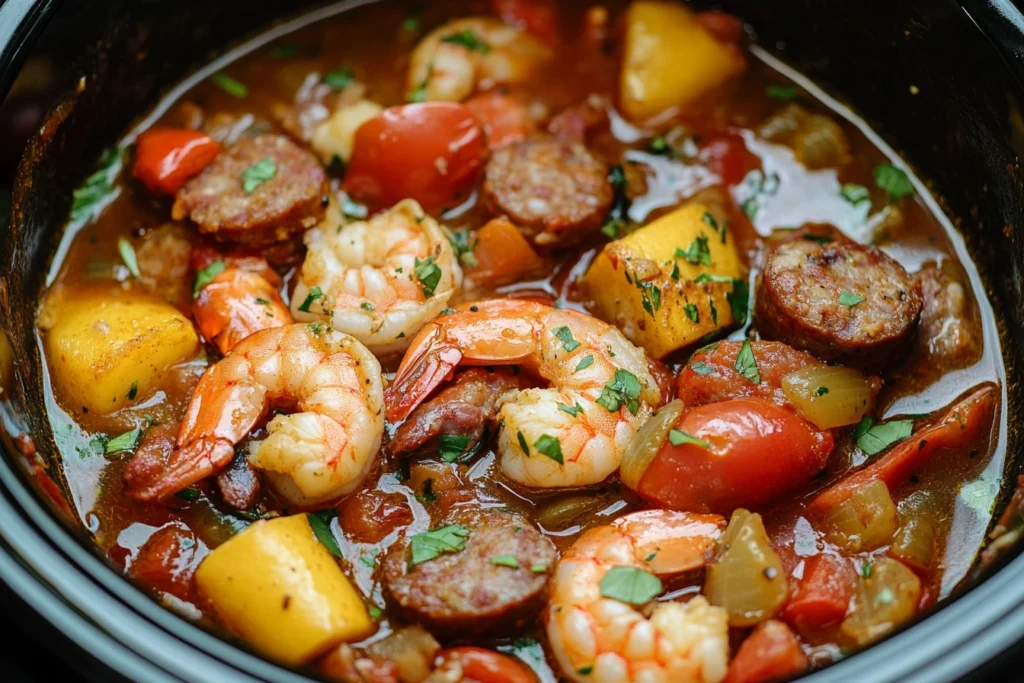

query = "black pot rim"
[1, 1, 1023, 681]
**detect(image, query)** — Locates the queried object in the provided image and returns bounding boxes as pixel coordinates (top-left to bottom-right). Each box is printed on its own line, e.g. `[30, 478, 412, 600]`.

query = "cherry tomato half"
[133, 128, 221, 195]
[344, 102, 486, 210]
[465, 92, 535, 150]
[438, 647, 538, 683]
[637, 397, 833, 513]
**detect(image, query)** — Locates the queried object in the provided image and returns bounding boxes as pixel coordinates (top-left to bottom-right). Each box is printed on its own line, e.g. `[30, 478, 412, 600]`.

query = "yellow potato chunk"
[195, 515, 372, 666]
[45, 296, 199, 415]
[620, 1, 746, 121]
[311, 99, 384, 164]
[582, 203, 744, 359]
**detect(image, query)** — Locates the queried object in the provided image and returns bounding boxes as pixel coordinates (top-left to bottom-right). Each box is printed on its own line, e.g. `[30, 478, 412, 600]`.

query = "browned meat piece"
[381, 509, 556, 634]
[172, 134, 328, 247]
[915, 264, 981, 367]
[272, 72, 368, 143]
[547, 95, 610, 142]
[134, 223, 194, 311]
[215, 453, 261, 510]
[387, 368, 530, 459]
[755, 236, 922, 371]
[127, 523, 201, 602]
[482, 137, 612, 247]
[123, 423, 178, 498]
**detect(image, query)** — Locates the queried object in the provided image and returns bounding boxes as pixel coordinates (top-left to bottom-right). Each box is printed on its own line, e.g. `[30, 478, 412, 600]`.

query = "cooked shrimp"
[407, 18, 551, 102]
[125, 322, 385, 506]
[291, 198, 463, 355]
[193, 267, 293, 354]
[385, 299, 662, 487]
[547, 510, 730, 683]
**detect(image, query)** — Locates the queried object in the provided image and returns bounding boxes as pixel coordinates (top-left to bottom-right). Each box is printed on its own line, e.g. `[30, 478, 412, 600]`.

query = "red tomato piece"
[492, 0, 560, 44]
[345, 102, 486, 210]
[128, 523, 201, 601]
[637, 398, 833, 513]
[724, 620, 809, 683]
[699, 134, 760, 186]
[438, 647, 538, 683]
[133, 128, 221, 195]
[465, 92, 535, 149]
[783, 554, 856, 630]
[338, 489, 414, 544]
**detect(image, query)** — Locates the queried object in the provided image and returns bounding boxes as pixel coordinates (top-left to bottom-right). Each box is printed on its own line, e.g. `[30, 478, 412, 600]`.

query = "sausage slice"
[172, 134, 328, 247]
[482, 137, 612, 247]
[381, 509, 556, 633]
[755, 236, 922, 370]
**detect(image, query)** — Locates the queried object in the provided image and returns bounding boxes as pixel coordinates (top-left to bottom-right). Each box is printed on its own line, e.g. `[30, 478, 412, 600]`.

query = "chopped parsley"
[449, 229, 479, 268]
[684, 303, 700, 323]
[308, 510, 343, 558]
[490, 554, 520, 569]
[861, 561, 873, 578]
[127, 381, 138, 400]
[575, 355, 595, 373]
[738, 169, 780, 219]
[530, 564, 548, 573]
[766, 84, 801, 100]
[552, 326, 581, 352]
[211, 72, 248, 98]
[802, 232, 835, 245]
[71, 148, 121, 224]
[298, 285, 324, 313]
[702, 211, 727, 244]
[438, 434, 471, 463]
[409, 524, 470, 568]
[852, 416, 914, 455]
[175, 487, 200, 502]
[322, 65, 355, 90]
[599, 566, 663, 605]
[675, 233, 712, 266]
[105, 428, 142, 454]
[873, 163, 915, 201]
[440, 29, 491, 53]
[117, 237, 140, 278]
[533, 434, 564, 464]
[517, 430, 530, 456]
[668, 429, 709, 448]
[192, 261, 226, 297]
[600, 165, 630, 239]
[369, 606, 384, 620]
[648, 136, 669, 155]
[670, 261, 681, 281]
[341, 192, 369, 219]
[734, 340, 761, 384]
[254, 297, 270, 305]
[841, 183, 871, 204]
[874, 586, 896, 607]
[839, 290, 865, 307]
[414, 257, 442, 298]
[596, 369, 643, 415]
[816, 386, 830, 396]
[241, 157, 276, 194]
[557, 402, 583, 417]
[690, 360, 715, 375]
[633, 276, 662, 317]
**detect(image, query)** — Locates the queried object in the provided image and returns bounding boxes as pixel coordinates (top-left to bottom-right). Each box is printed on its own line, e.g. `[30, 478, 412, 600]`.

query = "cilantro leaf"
[241, 157, 276, 194]
[734, 340, 760, 384]
[597, 369, 643, 415]
[308, 510, 343, 558]
[873, 163, 915, 201]
[414, 256, 442, 298]
[599, 565, 663, 605]
[552, 326, 581, 352]
[409, 524, 470, 567]
[668, 429, 709, 448]
[322, 65, 355, 90]
[854, 417, 914, 455]
[192, 261, 225, 297]
[211, 72, 248, 98]
[105, 428, 142, 454]
[533, 434, 564, 464]
[298, 285, 324, 313]
[839, 290, 865, 307]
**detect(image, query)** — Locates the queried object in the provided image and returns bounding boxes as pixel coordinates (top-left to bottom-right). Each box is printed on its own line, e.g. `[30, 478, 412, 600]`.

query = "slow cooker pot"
[0, 1, 1022, 681]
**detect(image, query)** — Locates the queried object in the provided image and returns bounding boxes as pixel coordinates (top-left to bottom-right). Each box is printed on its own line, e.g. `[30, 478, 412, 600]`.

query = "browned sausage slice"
[482, 137, 612, 247]
[381, 509, 556, 634]
[755, 236, 922, 370]
[172, 134, 328, 247]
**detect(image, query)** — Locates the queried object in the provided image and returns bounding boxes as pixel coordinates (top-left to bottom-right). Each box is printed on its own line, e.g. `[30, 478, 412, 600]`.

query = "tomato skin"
[344, 102, 486, 210]
[438, 647, 537, 683]
[637, 398, 833, 513]
[492, 0, 560, 44]
[782, 553, 855, 630]
[723, 620, 809, 683]
[133, 128, 221, 195]
[699, 134, 760, 186]
[465, 92, 534, 149]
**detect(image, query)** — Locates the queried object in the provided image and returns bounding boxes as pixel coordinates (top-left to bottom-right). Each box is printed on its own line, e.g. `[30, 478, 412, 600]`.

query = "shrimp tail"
[130, 436, 235, 501]
[385, 342, 464, 422]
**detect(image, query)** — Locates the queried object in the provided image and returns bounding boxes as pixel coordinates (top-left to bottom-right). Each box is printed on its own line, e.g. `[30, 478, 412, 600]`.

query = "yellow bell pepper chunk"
[195, 514, 373, 666]
[45, 295, 200, 415]
[620, 1, 746, 121]
[582, 203, 744, 359]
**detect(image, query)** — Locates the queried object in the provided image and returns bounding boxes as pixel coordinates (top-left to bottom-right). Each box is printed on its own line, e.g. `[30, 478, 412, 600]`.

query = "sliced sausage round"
[482, 137, 612, 247]
[755, 236, 922, 370]
[381, 509, 556, 634]
[172, 133, 328, 247]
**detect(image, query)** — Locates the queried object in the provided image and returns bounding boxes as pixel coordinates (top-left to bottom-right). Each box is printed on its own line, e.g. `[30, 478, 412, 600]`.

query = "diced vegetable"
[759, 103, 850, 169]
[723, 620, 809, 683]
[462, 218, 542, 287]
[705, 509, 788, 626]
[620, 1, 746, 121]
[781, 365, 874, 430]
[310, 99, 384, 164]
[840, 557, 921, 646]
[620, 399, 685, 491]
[132, 128, 221, 195]
[699, 134, 761, 186]
[194, 515, 373, 666]
[809, 385, 997, 513]
[465, 92, 535, 149]
[633, 398, 832, 513]
[438, 646, 539, 683]
[822, 480, 897, 552]
[365, 626, 440, 683]
[582, 202, 744, 358]
[782, 553, 856, 630]
[492, 0, 560, 44]
[534, 494, 610, 530]
[888, 491, 937, 574]
[45, 296, 200, 415]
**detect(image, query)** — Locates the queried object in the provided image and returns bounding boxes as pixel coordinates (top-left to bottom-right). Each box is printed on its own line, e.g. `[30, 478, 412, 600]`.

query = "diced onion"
[823, 480, 897, 552]
[621, 399, 685, 491]
[782, 365, 874, 430]
[366, 626, 440, 683]
[704, 509, 788, 627]
[840, 557, 921, 646]
[889, 491, 936, 574]
[535, 495, 609, 530]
